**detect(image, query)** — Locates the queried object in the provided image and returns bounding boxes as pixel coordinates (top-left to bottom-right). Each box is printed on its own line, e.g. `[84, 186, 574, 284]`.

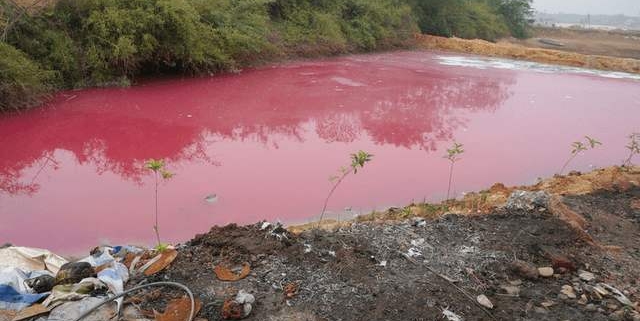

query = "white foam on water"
[436, 56, 640, 81]
[331, 76, 366, 87]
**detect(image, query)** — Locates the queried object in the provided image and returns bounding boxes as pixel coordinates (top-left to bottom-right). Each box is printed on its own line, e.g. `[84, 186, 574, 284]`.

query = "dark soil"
[141, 187, 640, 321]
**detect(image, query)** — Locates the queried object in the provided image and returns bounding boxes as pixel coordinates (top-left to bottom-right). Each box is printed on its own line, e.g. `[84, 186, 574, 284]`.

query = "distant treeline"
[0, 0, 532, 111]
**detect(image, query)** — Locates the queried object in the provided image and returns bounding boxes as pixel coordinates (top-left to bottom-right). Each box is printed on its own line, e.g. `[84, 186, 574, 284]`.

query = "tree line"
[1, 0, 532, 111]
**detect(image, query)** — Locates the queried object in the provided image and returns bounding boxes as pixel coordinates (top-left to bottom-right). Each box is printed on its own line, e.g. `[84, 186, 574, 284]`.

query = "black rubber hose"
[72, 281, 195, 321]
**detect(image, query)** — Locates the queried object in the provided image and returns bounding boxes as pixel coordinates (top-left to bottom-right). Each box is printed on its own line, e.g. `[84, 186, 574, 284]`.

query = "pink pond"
[1, 51, 639, 254]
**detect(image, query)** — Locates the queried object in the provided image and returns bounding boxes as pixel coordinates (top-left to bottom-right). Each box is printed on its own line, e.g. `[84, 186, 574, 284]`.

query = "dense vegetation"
[410, 0, 533, 40]
[0, 0, 532, 111]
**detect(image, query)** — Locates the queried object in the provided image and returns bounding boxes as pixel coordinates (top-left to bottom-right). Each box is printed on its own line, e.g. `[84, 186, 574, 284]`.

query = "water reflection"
[0, 52, 514, 196]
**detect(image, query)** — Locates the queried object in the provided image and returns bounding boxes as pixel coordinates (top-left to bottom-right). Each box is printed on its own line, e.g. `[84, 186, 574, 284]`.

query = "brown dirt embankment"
[417, 34, 640, 75]
[506, 27, 640, 60]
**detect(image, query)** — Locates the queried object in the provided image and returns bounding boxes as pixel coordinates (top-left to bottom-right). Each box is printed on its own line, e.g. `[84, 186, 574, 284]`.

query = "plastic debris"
[442, 308, 463, 321]
[406, 248, 422, 258]
[42, 278, 107, 308]
[303, 244, 312, 254]
[222, 290, 255, 320]
[599, 283, 633, 306]
[260, 222, 271, 230]
[379, 260, 387, 267]
[0, 247, 67, 275]
[214, 263, 250, 282]
[154, 296, 202, 321]
[38, 297, 115, 321]
[0, 285, 49, 310]
[204, 194, 218, 204]
[266, 222, 291, 241]
[0, 267, 54, 294]
[412, 218, 427, 227]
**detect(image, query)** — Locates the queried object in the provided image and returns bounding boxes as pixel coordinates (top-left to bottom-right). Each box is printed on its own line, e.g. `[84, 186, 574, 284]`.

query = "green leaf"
[145, 158, 164, 172]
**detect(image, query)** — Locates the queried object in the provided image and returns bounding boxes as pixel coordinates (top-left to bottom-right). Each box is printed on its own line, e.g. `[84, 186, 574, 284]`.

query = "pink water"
[1, 51, 639, 254]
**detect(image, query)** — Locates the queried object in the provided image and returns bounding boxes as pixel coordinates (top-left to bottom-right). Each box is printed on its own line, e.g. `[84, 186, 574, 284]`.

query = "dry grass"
[417, 34, 640, 74]
[288, 166, 640, 233]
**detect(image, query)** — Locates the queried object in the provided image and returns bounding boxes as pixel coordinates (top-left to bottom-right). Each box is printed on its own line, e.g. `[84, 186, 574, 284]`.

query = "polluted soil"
[142, 168, 640, 321]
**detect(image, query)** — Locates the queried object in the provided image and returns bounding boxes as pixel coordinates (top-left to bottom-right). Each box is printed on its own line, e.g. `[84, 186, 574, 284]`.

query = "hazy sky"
[534, 0, 640, 16]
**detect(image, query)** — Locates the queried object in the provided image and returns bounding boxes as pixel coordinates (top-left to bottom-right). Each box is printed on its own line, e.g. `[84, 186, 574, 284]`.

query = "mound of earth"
[139, 168, 640, 321]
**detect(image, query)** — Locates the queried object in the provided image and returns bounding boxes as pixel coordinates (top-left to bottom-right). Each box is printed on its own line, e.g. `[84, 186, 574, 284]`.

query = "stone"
[585, 304, 597, 312]
[541, 301, 555, 308]
[511, 260, 539, 280]
[561, 285, 577, 299]
[538, 267, 555, 277]
[476, 295, 494, 309]
[578, 294, 589, 305]
[55, 262, 96, 285]
[579, 270, 596, 282]
[504, 190, 550, 211]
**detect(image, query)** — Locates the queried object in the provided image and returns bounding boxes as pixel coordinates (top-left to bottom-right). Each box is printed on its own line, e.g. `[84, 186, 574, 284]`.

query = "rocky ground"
[132, 167, 640, 321]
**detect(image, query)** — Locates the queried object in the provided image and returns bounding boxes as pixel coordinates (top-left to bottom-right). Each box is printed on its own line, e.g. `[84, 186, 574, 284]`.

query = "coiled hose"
[73, 281, 195, 321]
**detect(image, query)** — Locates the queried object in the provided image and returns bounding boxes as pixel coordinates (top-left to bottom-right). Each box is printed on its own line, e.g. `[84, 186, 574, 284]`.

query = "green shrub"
[0, 43, 53, 112]
[408, 0, 531, 40]
[4, 0, 417, 94]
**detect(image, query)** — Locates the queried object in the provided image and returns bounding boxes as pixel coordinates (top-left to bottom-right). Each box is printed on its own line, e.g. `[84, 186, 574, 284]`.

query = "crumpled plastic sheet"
[0, 247, 67, 275]
[0, 267, 53, 294]
[35, 297, 114, 321]
[42, 277, 107, 308]
[0, 285, 49, 310]
[79, 247, 130, 311]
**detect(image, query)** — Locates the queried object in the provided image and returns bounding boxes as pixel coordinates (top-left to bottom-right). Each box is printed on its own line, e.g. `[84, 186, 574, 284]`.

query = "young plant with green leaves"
[444, 142, 464, 201]
[318, 151, 373, 226]
[559, 136, 602, 175]
[623, 133, 640, 167]
[145, 159, 174, 250]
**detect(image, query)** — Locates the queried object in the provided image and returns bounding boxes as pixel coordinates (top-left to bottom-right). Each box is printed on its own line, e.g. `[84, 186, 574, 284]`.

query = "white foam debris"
[436, 56, 640, 81]
[331, 77, 366, 87]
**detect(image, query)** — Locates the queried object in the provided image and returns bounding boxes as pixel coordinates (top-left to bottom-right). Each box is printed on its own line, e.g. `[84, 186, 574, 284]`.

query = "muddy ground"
[137, 168, 640, 321]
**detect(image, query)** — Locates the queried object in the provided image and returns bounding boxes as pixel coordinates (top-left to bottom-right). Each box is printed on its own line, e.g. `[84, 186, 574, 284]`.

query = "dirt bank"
[505, 27, 640, 60]
[417, 34, 640, 75]
[138, 167, 640, 320]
